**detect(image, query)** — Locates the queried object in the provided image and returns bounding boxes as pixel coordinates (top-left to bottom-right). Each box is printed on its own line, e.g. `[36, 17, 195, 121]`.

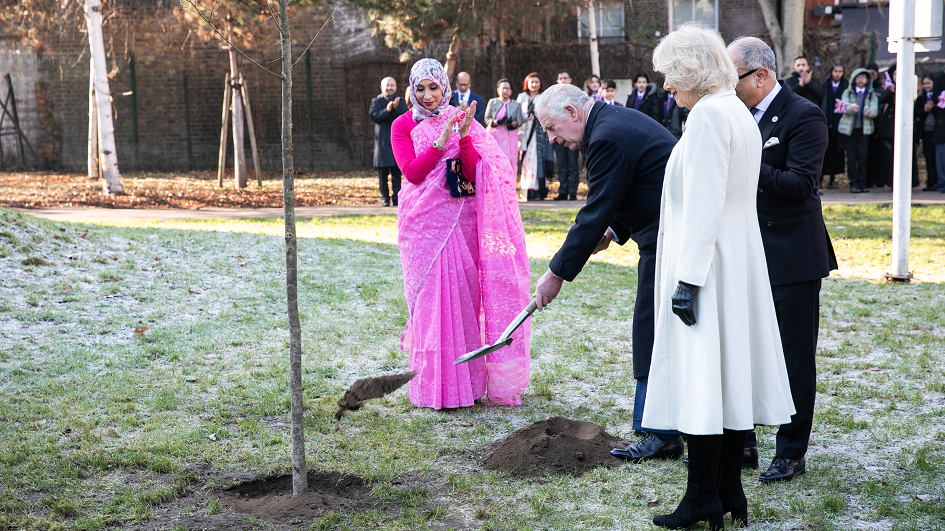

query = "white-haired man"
[530, 83, 681, 463]
[727, 36, 837, 483]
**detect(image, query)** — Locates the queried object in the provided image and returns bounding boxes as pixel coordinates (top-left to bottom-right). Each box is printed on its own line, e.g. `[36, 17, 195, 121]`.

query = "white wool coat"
[641, 88, 796, 435]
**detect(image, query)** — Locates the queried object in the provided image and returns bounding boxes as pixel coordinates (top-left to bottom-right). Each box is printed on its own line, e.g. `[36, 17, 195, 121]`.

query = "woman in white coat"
[642, 23, 795, 531]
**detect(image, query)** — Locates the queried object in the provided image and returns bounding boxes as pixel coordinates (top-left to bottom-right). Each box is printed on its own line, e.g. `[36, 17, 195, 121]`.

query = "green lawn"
[0, 204, 944, 530]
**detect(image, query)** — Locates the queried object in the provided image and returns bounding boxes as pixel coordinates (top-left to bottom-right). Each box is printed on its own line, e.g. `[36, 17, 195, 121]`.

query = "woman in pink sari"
[391, 59, 532, 409]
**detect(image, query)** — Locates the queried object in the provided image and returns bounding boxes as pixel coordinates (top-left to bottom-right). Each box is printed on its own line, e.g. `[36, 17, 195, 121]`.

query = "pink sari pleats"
[399, 107, 531, 409]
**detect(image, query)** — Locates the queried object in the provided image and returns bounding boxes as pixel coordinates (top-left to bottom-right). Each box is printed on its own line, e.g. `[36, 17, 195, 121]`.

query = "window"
[670, 0, 718, 30]
[578, 1, 626, 44]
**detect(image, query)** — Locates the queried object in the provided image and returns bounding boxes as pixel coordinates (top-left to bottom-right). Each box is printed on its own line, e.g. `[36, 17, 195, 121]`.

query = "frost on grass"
[1, 206, 944, 530]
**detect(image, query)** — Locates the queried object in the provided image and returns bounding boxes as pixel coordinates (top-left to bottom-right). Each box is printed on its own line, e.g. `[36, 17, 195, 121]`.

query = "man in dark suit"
[931, 71, 945, 193]
[448, 72, 486, 126]
[728, 37, 838, 483]
[531, 83, 682, 463]
[369, 77, 409, 206]
[552, 69, 581, 200]
[785, 56, 824, 106]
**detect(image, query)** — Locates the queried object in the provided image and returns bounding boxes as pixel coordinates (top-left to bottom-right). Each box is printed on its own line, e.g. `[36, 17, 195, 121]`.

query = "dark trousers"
[922, 131, 938, 187]
[377, 167, 402, 200]
[747, 279, 821, 459]
[866, 132, 884, 187]
[844, 129, 869, 190]
[553, 143, 579, 196]
[631, 245, 679, 438]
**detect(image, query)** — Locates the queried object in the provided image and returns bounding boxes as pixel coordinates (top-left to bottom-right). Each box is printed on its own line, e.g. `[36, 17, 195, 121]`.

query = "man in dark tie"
[530, 83, 684, 464]
[552, 69, 580, 200]
[727, 37, 837, 483]
[449, 72, 486, 125]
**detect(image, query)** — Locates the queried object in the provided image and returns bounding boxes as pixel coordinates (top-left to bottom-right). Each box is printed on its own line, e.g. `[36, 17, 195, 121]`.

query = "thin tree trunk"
[84, 0, 123, 195]
[277, 0, 307, 497]
[88, 58, 99, 181]
[780, 0, 806, 78]
[227, 21, 248, 189]
[587, 0, 600, 76]
[445, 33, 461, 78]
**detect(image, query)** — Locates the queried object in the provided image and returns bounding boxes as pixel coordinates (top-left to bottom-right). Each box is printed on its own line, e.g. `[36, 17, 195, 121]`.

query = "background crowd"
[368, 59, 945, 206]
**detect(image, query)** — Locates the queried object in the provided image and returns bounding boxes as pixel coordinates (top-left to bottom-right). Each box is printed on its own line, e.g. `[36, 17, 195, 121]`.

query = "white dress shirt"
[751, 82, 782, 124]
[457, 90, 470, 105]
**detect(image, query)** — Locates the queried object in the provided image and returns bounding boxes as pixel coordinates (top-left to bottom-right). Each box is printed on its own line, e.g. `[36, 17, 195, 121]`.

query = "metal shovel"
[454, 300, 537, 365]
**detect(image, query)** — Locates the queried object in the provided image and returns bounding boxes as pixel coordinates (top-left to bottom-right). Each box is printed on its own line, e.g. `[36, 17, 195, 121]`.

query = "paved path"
[13, 188, 945, 223]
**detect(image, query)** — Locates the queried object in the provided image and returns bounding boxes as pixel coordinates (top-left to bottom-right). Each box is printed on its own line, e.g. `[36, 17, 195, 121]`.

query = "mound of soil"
[220, 471, 381, 524]
[483, 416, 627, 477]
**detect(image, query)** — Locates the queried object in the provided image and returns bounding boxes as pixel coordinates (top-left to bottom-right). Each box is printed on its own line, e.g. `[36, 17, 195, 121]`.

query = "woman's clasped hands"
[436, 101, 477, 149]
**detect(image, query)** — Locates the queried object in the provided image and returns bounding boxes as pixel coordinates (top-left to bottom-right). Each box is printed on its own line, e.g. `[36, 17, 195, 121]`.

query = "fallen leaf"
[461, 421, 472, 427]
[647, 497, 660, 508]
[239, 263, 247, 267]
[188, 288, 202, 294]
[63, 285, 73, 292]
[68, 254, 81, 260]
[133, 327, 149, 337]
[78, 230, 88, 238]
[237, 255, 243, 259]
[207, 433, 217, 441]
[154, 257, 160, 262]
[866, 367, 882, 373]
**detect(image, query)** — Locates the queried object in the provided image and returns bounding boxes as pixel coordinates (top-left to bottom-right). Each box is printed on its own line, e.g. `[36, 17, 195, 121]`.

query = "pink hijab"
[409, 58, 453, 122]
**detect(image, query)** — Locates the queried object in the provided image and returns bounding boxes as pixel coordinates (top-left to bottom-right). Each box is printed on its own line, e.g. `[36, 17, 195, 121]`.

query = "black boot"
[718, 429, 749, 528]
[653, 434, 724, 530]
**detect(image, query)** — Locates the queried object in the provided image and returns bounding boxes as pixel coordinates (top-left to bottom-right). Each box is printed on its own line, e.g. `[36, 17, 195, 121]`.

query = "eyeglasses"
[738, 68, 759, 80]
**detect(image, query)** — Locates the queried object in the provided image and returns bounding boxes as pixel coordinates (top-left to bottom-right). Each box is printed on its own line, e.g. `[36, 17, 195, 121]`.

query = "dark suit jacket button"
[766, 221, 773, 227]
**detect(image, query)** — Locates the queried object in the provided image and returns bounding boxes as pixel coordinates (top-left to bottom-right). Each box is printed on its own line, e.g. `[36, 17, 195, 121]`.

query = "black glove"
[671, 281, 698, 326]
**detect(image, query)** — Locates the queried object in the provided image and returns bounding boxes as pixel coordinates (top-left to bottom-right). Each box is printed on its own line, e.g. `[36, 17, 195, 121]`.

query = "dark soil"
[484, 416, 628, 477]
[220, 471, 380, 523]
[335, 371, 416, 420]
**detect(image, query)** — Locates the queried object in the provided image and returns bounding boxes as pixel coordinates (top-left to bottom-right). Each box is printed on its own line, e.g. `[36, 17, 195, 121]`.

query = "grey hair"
[652, 23, 738, 99]
[727, 36, 777, 73]
[534, 84, 591, 121]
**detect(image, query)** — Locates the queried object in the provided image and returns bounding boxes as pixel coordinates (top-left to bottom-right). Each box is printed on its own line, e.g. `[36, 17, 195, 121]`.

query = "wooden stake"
[217, 72, 231, 187]
[240, 75, 262, 187]
[227, 21, 248, 189]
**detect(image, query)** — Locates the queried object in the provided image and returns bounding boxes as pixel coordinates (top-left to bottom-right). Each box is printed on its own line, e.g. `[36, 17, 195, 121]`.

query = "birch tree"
[88, 59, 99, 181]
[757, 0, 806, 77]
[587, 0, 600, 76]
[84, 0, 124, 195]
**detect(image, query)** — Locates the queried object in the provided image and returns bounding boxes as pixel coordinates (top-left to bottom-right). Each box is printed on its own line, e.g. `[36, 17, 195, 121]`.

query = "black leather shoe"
[392, 196, 399, 207]
[381, 197, 391, 207]
[554, 194, 568, 201]
[612, 433, 684, 463]
[759, 456, 806, 483]
[569, 194, 577, 200]
[743, 446, 759, 469]
[922, 186, 938, 191]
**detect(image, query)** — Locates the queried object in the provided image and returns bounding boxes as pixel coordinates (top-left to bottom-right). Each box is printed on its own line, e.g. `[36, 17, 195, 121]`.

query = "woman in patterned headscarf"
[389, 58, 532, 409]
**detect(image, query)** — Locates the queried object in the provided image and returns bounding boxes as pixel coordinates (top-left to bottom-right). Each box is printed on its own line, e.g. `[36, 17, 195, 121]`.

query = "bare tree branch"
[264, 0, 287, 37]
[179, 0, 284, 79]
[292, 0, 344, 66]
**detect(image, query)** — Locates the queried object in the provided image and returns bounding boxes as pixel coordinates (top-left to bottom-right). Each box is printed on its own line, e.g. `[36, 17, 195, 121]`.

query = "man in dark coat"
[820, 65, 848, 188]
[729, 37, 839, 483]
[448, 72, 486, 125]
[785, 56, 824, 106]
[531, 83, 683, 463]
[369, 77, 409, 206]
[931, 71, 945, 193]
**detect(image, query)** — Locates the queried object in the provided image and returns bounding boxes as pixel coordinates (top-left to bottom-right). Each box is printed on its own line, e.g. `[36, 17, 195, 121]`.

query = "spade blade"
[453, 337, 514, 365]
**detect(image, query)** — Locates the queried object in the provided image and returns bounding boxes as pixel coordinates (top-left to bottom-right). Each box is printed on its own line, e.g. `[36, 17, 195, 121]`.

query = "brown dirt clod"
[335, 371, 416, 420]
[483, 416, 628, 477]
